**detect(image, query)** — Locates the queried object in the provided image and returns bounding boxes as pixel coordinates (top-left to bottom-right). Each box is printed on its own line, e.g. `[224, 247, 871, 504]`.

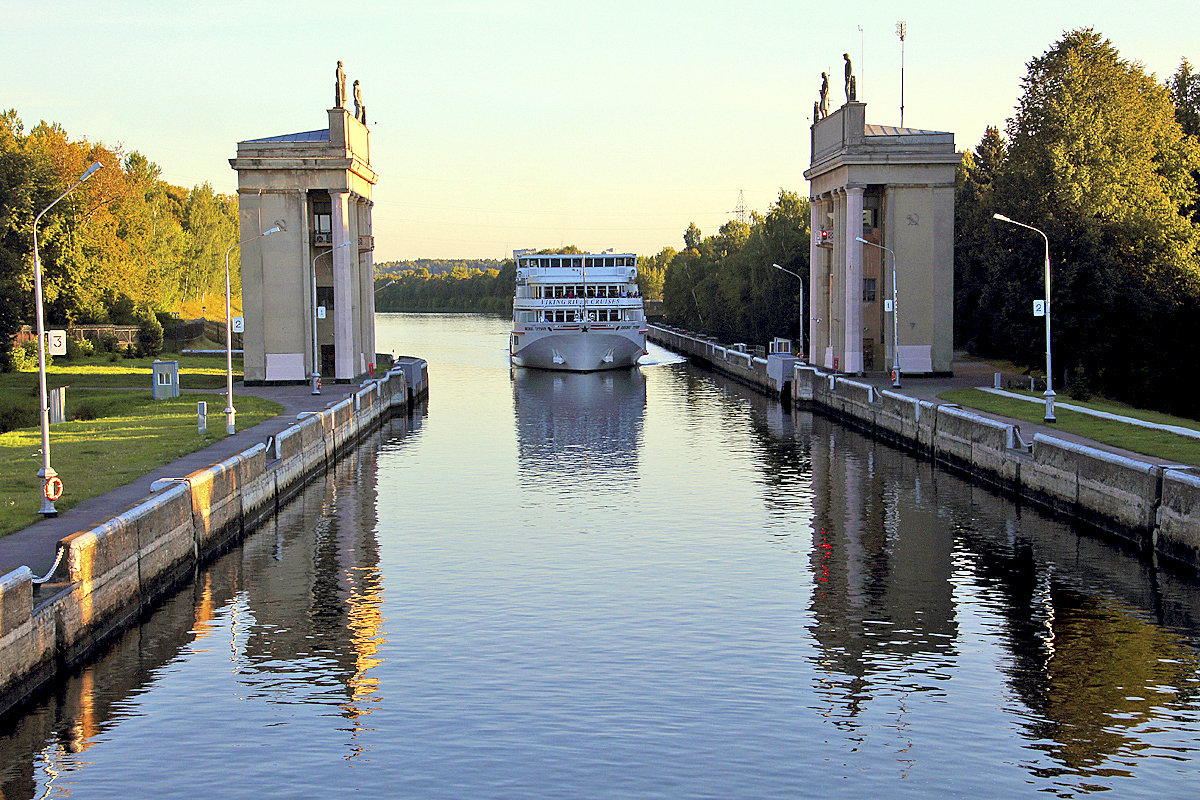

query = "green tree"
[662, 190, 810, 344]
[962, 30, 1200, 414]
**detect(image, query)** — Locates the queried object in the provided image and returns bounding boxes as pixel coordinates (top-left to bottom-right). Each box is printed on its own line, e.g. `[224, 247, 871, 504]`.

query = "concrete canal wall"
[649, 324, 1200, 573]
[0, 363, 427, 718]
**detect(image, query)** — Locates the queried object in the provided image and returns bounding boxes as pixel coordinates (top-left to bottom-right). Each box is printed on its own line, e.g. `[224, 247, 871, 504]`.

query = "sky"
[3, 1, 1198, 261]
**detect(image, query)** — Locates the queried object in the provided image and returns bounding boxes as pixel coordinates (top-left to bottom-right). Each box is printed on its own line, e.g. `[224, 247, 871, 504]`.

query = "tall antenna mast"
[858, 25, 864, 97]
[730, 189, 749, 224]
[896, 21, 906, 128]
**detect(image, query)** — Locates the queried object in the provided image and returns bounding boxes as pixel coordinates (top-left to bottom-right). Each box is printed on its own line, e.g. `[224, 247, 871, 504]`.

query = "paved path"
[0, 383, 362, 579]
[978, 387, 1200, 440]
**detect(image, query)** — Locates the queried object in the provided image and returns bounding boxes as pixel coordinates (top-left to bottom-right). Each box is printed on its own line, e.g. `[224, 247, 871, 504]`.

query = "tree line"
[1, 110, 238, 369]
[375, 258, 504, 279]
[659, 189, 811, 344]
[374, 247, 670, 314]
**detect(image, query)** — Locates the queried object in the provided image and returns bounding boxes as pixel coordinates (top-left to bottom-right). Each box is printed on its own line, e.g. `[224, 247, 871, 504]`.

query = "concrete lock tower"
[229, 65, 378, 385]
[804, 97, 960, 377]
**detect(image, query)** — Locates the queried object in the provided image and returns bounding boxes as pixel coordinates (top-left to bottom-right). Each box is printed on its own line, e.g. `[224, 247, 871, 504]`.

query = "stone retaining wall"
[0, 364, 424, 719]
[648, 323, 1200, 573]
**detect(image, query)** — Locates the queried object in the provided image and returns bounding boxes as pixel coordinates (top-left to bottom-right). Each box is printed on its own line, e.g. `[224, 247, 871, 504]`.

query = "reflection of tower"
[235, 422, 398, 746]
[806, 418, 957, 715]
[512, 368, 646, 488]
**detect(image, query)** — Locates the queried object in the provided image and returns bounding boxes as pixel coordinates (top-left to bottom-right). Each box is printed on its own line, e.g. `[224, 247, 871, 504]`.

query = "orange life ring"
[44, 476, 64, 502]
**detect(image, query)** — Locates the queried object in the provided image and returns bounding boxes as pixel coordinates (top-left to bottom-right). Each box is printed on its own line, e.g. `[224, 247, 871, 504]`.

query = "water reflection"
[0, 417, 410, 798]
[672, 365, 1200, 794]
[3, 313, 1200, 799]
[511, 367, 646, 489]
[805, 419, 959, 723]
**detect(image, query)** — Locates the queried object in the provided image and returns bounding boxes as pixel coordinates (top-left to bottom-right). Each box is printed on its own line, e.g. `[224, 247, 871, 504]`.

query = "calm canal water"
[3, 313, 1200, 799]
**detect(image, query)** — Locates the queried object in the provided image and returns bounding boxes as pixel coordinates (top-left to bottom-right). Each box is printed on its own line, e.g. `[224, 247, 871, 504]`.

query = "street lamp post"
[311, 240, 352, 395]
[223, 225, 282, 433]
[771, 263, 805, 360]
[856, 238, 901, 388]
[31, 161, 103, 516]
[993, 213, 1055, 423]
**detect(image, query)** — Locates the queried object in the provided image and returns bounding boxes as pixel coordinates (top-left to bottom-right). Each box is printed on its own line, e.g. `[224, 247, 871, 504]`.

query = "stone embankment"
[648, 324, 1200, 572]
[0, 360, 428, 718]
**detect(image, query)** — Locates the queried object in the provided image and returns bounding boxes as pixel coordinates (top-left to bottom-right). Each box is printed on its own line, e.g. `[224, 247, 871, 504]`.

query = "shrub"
[0, 405, 37, 434]
[99, 332, 120, 353]
[1070, 365, 1095, 402]
[137, 312, 164, 358]
[15, 339, 50, 370]
[65, 335, 94, 359]
[72, 402, 99, 421]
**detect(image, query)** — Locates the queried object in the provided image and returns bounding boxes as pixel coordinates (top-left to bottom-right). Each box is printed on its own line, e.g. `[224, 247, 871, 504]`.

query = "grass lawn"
[0, 392, 281, 538]
[1, 352, 234, 392]
[939, 388, 1200, 466]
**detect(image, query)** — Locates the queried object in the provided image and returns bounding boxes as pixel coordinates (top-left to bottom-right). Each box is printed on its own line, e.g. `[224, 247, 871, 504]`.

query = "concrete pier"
[649, 323, 1200, 573]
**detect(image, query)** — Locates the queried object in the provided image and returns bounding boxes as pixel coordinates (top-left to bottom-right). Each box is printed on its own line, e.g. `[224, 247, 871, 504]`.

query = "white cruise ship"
[509, 251, 647, 371]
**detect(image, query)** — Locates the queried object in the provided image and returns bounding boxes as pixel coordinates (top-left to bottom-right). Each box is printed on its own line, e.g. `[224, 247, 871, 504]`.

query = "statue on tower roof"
[353, 80, 366, 124]
[335, 61, 347, 109]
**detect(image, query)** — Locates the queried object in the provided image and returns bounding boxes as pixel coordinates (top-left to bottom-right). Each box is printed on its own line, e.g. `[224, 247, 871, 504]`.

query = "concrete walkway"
[0, 383, 364, 580]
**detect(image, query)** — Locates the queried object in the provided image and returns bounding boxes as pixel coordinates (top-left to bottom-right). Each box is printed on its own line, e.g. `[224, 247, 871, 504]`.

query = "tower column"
[843, 184, 865, 374]
[808, 196, 822, 367]
[331, 189, 355, 380]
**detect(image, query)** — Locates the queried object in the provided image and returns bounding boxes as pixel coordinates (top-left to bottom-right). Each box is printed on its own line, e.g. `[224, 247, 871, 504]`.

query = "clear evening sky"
[4, 1, 1197, 261]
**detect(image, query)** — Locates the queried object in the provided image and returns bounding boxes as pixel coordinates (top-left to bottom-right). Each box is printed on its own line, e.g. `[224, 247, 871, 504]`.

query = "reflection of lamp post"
[856, 237, 901, 388]
[311, 240, 351, 395]
[223, 225, 282, 433]
[32, 161, 103, 516]
[993, 213, 1055, 423]
[772, 263, 805, 360]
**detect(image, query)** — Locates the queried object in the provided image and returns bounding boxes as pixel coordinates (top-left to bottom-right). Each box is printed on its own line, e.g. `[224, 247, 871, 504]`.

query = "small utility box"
[152, 360, 180, 399]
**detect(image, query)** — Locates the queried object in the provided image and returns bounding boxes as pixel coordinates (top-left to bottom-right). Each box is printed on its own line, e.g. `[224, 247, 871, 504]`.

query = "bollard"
[994, 372, 1001, 390]
[198, 400, 207, 435]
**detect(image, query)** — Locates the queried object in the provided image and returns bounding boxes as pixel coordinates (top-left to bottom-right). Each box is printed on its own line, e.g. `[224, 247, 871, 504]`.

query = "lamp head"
[772, 263, 782, 270]
[993, 213, 1013, 223]
[855, 237, 868, 244]
[262, 226, 282, 236]
[81, 162, 103, 182]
